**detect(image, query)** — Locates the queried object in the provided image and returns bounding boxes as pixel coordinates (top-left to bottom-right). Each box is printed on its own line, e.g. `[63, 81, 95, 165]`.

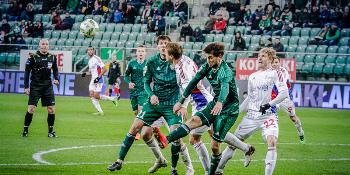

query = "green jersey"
[124, 59, 147, 97]
[183, 60, 239, 114]
[144, 53, 179, 106]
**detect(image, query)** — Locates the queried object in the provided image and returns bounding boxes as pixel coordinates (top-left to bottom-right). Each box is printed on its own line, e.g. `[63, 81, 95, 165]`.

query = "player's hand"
[173, 102, 182, 114]
[211, 102, 223, 115]
[129, 82, 135, 89]
[259, 103, 271, 115]
[53, 80, 59, 85]
[150, 95, 159, 105]
[24, 88, 30, 95]
[177, 107, 188, 121]
[94, 77, 101, 83]
[81, 72, 86, 77]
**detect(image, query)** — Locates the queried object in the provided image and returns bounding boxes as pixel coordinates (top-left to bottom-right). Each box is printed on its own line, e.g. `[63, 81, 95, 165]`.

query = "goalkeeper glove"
[259, 103, 271, 115]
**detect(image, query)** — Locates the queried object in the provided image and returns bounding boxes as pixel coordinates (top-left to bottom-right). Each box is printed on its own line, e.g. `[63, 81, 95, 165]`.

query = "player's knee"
[27, 105, 36, 113]
[189, 135, 201, 145]
[289, 116, 297, 122]
[93, 93, 100, 99]
[141, 128, 153, 141]
[47, 106, 55, 114]
[211, 141, 220, 153]
[267, 135, 277, 147]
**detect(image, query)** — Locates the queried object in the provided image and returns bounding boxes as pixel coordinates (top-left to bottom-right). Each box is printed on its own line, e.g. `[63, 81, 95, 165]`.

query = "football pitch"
[0, 93, 350, 175]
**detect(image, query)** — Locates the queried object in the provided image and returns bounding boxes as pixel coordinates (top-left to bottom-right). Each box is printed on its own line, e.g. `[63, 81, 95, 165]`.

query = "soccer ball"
[80, 19, 99, 38]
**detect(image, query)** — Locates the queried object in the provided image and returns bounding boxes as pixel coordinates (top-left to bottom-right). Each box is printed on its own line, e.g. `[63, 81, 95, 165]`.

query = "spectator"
[266, 15, 283, 35]
[149, 13, 166, 35]
[20, 3, 35, 21]
[209, 0, 221, 15]
[331, 7, 343, 25]
[284, 0, 296, 13]
[281, 18, 293, 36]
[66, 0, 79, 13]
[309, 24, 329, 45]
[272, 6, 281, 18]
[251, 5, 264, 20]
[264, 0, 279, 11]
[265, 4, 274, 19]
[161, 0, 174, 16]
[113, 8, 124, 23]
[0, 19, 11, 34]
[55, 12, 75, 30]
[235, 6, 246, 25]
[341, 6, 350, 28]
[308, 6, 320, 27]
[221, 0, 234, 14]
[232, 0, 241, 13]
[295, 7, 309, 27]
[203, 12, 216, 34]
[107, 0, 119, 22]
[232, 31, 246, 51]
[15, 35, 27, 51]
[92, 0, 104, 15]
[192, 26, 204, 42]
[22, 20, 34, 37]
[273, 37, 284, 52]
[79, 0, 94, 14]
[152, 0, 163, 11]
[31, 21, 44, 38]
[126, 0, 141, 11]
[249, 15, 261, 35]
[280, 7, 292, 21]
[259, 14, 271, 34]
[19, 20, 26, 35]
[47, 11, 61, 30]
[141, 5, 153, 24]
[322, 23, 340, 46]
[174, 0, 188, 23]
[6, 1, 21, 21]
[211, 14, 227, 34]
[180, 23, 193, 42]
[215, 6, 230, 21]
[123, 4, 137, 24]
[319, 5, 331, 26]
[243, 8, 252, 25]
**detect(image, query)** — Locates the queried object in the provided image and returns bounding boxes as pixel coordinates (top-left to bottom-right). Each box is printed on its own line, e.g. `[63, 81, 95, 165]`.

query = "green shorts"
[195, 101, 239, 142]
[130, 93, 148, 111]
[136, 102, 183, 127]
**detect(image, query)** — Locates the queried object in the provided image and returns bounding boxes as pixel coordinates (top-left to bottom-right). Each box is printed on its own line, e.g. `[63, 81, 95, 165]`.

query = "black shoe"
[22, 131, 28, 137]
[171, 169, 178, 175]
[107, 160, 123, 171]
[299, 135, 305, 144]
[48, 131, 57, 138]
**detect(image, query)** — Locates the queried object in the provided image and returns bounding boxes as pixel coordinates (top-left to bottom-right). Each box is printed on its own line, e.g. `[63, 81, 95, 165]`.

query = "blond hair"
[259, 47, 276, 61]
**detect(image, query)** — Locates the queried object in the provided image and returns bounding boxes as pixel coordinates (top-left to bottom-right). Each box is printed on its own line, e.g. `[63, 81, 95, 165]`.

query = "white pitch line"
[30, 142, 350, 165]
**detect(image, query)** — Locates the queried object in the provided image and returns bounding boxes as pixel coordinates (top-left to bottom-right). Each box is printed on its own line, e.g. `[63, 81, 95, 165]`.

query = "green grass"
[0, 93, 350, 175]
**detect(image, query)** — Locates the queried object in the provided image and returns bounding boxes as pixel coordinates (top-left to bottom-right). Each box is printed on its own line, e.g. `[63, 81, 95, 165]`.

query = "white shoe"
[148, 158, 167, 173]
[92, 111, 104, 116]
[244, 145, 255, 167]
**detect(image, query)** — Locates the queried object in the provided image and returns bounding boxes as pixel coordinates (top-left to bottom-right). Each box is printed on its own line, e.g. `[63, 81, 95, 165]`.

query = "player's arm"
[94, 59, 106, 83]
[211, 70, 231, 115]
[116, 62, 121, 78]
[239, 79, 251, 113]
[24, 56, 34, 93]
[52, 55, 59, 85]
[143, 61, 155, 97]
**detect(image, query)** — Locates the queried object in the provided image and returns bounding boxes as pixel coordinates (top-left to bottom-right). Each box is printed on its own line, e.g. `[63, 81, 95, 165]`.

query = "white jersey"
[88, 55, 105, 79]
[174, 55, 213, 114]
[245, 68, 288, 119]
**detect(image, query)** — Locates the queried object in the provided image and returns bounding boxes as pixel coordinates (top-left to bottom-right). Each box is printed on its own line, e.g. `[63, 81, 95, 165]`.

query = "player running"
[215, 48, 289, 175]
[164, 42, 213, 175]
[86, 46, 118, 115]
[165, 42, 255, 175]
[271, 56, 305, 143]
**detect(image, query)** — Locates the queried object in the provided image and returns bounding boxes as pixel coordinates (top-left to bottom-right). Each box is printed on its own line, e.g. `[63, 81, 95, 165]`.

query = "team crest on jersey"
[156, 66, 161, 71]
[47, 62, 52, 69]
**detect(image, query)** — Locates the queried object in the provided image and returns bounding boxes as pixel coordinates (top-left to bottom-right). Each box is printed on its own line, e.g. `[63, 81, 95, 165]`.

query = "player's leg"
[42, 87, 57, 137]
[208, 139, 222, 175]
[281, 100, 305, 142]
[190, 127, 210, 174]
[262, 115, 279, 175]
[22, 88, 40, 137]
[152, 117, 169, 148]
[89, 81, 104, 115]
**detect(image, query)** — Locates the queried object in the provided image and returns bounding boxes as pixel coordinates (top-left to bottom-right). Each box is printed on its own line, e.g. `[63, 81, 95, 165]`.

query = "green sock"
[208, 154, 222, 175]
[166, 124, 190, 143]
[171, 142, 181, 169]
[118, 133, 135, 160]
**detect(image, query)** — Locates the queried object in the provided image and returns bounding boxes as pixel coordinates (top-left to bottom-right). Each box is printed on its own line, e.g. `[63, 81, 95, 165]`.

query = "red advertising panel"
[235, 58, 296, 81]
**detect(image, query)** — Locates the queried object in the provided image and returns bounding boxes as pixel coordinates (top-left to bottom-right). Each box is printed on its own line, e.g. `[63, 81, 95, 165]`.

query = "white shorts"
[234, 114, 279, 142]
[89, 80, 103, 92]
[278, 98, 296, 117]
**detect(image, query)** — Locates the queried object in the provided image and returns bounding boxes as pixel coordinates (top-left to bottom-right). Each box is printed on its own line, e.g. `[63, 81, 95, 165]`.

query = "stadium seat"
[84, 15, 94, 20]
[306, 45, 317, 53]
[205, 34, 214, 42]
[145, 33, 156, 44]
[132, 24, 141, 33]
[338, 37, 349, 46]
[327, 46, 338, 53]
[292, 27, 301, 36]
[296, 45, 307, 52]
[134, 40, 145, 46]
[106, 23, 115, 32]
[314, 55, 326, 64]
[226, 52, 237, 61]
[345, 65, 350, 76]
[32, 38, 40, 45]
[237, 52, 247, 58]
[56, 39, 65, 46]
[316, 45, 328, 53]
[74, 39, 83, 46]
[334, 64, 344, 75]
[296, 62, 303, 72]
[248, 44, 259, 51]
[222, 35, 233, 44]
[298, 37, 309, 45]
[289, 36, 299, 45]
[170, 17, 180, 28]
[300, 28, 311, 36]
[119, 33, 129, 41]
[0, 53, 8, 64]
[323, 64, 335, 74]
[115, 24, 124, 32]
[111, 33, 120, 40]
[60, 31, 69, 39]
[75, 15, 85, 23]
[92, 15, 102, 23]
[192, 42, 203, 50]
[280, 36, 289, 45]
[44, 30, 52, 39]
[71, 48, 78, 56]
[128, 32, 138, 41]
[236, 26, 245, 34]
[108, 40, 118, 47]
[42, 14, 51, 23]
[68, 31, 78, 39]
[15, 54, 20, 65]
[72, 23, 80, 31]
[242, 35, 252, 44]
[117, 41, 125, 47]
[226, 26, 235, 35]
[310, 28, 321, 37]
[213, 34, 224, 42]
[93, 32, 103, 40]
[183, 42, 193, 49]
[99, 23, 107, 32]
[90, 40, 100, 47]
[302, 63, 313, 73]
[183, 50, 193, 58]
[82, 40, 91, 46]
[34, 14, 42, 22]
[65, 39, 74, 46]
[24, 37, 33, 45]
[338, 46, 349, 54]
[325, 55, 336, 64]
[336, 56, 347, 64]
[286, 45, 297, 52]
[341, 28, 350, 37]
[303, 55, 315, 63]
[102, 32, 112, 41]
[123, 24, 133, 33]
[78, 48, 86, 55]
[312, 63, 324, 74]
[295, 54, 305, 63]
[51, 31, 60, 39]
[49, 38, 57, 45]
[250, 35, 261, 45]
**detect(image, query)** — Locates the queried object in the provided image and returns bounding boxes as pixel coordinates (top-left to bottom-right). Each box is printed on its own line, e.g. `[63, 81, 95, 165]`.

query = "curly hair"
[259, 47, 276, 61]
[203, 42, 225, 57]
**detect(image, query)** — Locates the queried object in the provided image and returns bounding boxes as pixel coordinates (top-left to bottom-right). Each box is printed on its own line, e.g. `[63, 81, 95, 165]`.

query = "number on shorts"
[263, 118, 276, 128]
[137, 111, 146, 119]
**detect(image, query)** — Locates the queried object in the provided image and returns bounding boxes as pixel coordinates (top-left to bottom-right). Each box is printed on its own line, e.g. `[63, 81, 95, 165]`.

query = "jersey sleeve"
[144, 60, 155, 97]
[217, 69, 232, 103]
[124, 61, 132, 84]
[52, 55, 59, 81]
[24, 56, 34, 89]
[269, 69, 288, 106]
[182, 63, 208, 99]
[96, 57, 105, 68]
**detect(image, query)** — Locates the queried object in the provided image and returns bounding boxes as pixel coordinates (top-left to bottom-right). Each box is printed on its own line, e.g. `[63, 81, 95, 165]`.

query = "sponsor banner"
[19, 50, 73, 73]
[0, 70, 130, 99]
[236, 80, 350, 110]
[235, 58, 296, 81]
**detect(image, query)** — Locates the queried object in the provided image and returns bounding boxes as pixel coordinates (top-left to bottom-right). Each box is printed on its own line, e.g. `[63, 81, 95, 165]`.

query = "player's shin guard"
[23, 112, 33, 132]
[216, 146, 236, 174]
[47, 114, 55, 133]
[208, 153, 222, 175]
[146, 138, 165, 160]
[224, 132, 249, 152]
[118, 133, 135, 161]
[166, 124, 190, 143]
[171, 141, 181, 169]
[265, 147, 277, 175]
[180, 144, 194, 173]
[193, 141, 210, 172]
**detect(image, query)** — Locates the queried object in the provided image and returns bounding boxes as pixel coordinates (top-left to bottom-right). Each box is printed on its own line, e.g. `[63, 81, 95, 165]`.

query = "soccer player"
[106, 53, 121, 101]
[22, 39, 59, 138]
[271, 56, 305, 143]
[166, 42, 255, 175]
[165, 42, 213, 174]
[108, 36, 192, 175]
[86, 46, 117, 115]
[215, 48, 289, 175]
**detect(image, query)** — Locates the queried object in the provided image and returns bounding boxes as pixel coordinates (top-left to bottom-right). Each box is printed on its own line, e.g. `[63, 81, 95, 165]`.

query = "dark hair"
[166, 42, 183, 60]
[137, 44, 145, 48]
[156, 35, 171, 44]
[203, 42, 225, 57]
